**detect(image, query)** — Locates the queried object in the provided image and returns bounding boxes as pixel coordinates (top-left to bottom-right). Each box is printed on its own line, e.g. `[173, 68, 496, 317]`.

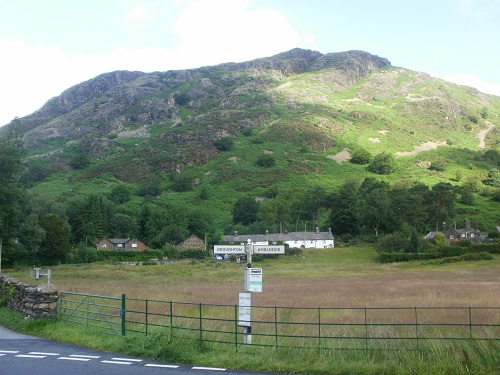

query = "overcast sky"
[1, 0, 499, 126]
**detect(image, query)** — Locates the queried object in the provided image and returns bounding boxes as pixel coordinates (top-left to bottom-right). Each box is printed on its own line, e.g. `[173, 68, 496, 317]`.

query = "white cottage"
[224, 228, 334, 249]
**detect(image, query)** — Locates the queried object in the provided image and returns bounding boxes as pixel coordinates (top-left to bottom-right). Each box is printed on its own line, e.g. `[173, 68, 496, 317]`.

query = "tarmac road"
[0, 325, 281, 375]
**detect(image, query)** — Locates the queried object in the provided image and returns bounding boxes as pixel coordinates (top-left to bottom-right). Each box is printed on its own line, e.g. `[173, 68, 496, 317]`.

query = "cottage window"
[117, 244, 123, 248]
[132, 243, 138, 248]
[101, 243, 107, 248]
[450, 235, 454, 240]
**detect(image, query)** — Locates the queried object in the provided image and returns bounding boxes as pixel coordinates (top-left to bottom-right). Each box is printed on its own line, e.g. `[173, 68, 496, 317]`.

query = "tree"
[428, 182, 457, 231]
[483, 169, 500, 187]
[408, 227, 421, 253]
[367, 152, 396, 175]
[0, 137, 24, 266]
[359, 187, 396, 236]
[38, 214, 71, 265]
[67, 195, 116, 242]
[391, 183, 429, 232]
[232, 197, 259, 226]
[350, 147, 372, 164]
[329, 180, 360, 236]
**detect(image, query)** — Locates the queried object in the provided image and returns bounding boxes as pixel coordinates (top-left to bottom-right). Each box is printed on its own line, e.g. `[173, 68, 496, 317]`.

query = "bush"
[378, 252, 441, 263]
[367, 152, 396, 175]
[213, 137, 234, 151]
[255, 154, 275, 168]
[180, 248, 207, 259]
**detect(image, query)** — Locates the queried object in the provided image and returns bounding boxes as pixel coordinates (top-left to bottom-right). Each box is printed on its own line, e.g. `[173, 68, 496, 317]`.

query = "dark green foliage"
[375, 232, 408, 253]
[428, 182, 457, 230]
[70, 150, 90, 170]
[187, 209, 214, 241]
[38, 214, 71, 265]
[329, 181, 360, 236]
[170, 172, 195, 192]
[378, 252, 441, 263]
[408, 227, 421, 253]
[179, 248, 207, 259]
[232, 197, 259, 225]
[0, 137, 24, 266]
[460, 185, 476, 205]
[255, 154, 275, 168]
[483, 169, 500, 187]
[483, 149, 500, 166]
[174, 91, 190, 106]
[67, 194, 116, 243]
[367, 152, 395, 175]
[213, 137, 235, 151]
[109, 185, 131, 204]
[349, 147, 372, 164]
[138, 175, 163, 196]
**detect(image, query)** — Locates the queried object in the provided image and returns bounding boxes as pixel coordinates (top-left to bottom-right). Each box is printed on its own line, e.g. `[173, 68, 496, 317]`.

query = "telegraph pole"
[0, 238, 3, 274]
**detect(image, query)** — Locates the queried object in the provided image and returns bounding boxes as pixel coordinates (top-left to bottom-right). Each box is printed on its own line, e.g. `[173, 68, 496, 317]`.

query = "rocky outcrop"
[0, 275, 58, 319]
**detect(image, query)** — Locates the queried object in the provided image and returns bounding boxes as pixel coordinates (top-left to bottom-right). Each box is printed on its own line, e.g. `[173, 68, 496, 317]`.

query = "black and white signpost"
[214, 240, 285, 344]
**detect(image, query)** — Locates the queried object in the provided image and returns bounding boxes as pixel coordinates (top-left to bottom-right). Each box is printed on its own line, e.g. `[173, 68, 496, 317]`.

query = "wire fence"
[59, 291, 500, 351]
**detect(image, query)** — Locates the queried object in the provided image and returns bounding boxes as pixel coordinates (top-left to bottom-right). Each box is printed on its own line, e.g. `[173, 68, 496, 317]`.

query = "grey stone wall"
[0, 275, 58, 319]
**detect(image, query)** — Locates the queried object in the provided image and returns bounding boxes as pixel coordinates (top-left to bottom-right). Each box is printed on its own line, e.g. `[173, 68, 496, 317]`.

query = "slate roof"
[224, 231, 334, 242]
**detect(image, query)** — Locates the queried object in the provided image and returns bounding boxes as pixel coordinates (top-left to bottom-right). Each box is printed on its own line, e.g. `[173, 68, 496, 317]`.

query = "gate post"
[121, 294, 126, 336]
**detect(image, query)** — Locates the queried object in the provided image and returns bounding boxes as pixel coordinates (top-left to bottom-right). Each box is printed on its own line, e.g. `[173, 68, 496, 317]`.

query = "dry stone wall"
[0, 275, 58, 319]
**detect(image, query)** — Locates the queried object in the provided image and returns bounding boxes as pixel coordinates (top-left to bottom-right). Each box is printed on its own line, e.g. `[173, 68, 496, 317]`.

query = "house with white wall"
[223, 228, 334, 249]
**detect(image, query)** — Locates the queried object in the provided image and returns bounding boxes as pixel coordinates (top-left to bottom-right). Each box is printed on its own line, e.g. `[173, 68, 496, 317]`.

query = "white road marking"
[0, 350, 19, 354]
[58, 357, 91, 361]
[29, 352, 59, 356]
[112, 357, 142, 362]
[192, 366, 227, 371]
[69, 354, 101, 358]
[15, 354, 46, 358]
[102, 360, 133, 365]
[145, 364, 180, 368]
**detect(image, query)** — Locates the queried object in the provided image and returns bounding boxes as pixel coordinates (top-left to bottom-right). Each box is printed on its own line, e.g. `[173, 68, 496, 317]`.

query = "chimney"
[234, 231, 238, 238]
[316, 227, 320, 234]
[266, 230, 269, 235]
[465, 219, 472, 231]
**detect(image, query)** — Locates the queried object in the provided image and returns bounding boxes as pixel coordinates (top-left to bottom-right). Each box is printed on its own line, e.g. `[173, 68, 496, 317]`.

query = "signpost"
[218, 240, 285, 345]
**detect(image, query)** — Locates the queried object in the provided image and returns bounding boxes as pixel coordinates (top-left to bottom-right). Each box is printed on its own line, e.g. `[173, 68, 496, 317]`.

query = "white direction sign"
[253, 245, 285, 254]
[214, 245, 245, 254]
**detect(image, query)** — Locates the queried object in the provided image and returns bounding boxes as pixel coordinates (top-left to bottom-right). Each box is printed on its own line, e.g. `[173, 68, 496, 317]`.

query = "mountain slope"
[1, 48, 500, 231]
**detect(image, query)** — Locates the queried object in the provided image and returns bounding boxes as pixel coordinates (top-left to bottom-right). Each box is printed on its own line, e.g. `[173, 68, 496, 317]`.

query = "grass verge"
[1, 307, 499, 374]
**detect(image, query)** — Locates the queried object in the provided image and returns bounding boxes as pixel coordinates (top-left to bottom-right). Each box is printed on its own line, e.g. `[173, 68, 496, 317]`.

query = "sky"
[1, 0, 499, 126]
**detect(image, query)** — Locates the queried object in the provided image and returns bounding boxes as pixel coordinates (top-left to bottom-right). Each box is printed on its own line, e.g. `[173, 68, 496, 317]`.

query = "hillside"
[1, 48, 500, 242]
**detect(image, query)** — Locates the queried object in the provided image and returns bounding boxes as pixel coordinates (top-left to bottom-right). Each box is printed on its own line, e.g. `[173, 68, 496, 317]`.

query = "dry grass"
[6, 247, 500, 309]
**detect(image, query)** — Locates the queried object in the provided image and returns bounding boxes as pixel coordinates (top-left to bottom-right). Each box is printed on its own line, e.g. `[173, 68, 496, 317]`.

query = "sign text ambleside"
[253, 245, 285, 254]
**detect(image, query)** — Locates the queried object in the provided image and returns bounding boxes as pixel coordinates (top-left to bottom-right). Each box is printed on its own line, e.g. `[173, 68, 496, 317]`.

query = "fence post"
[318, 307, 321, 349]
[234, 305, 238, 350]
[169, 301, 173, 342]
[414, 307, 419, 350]
[145, 299, 149, 336]
[121, 294, 126, 336]
[469, 307, 472, 340]
[274, 306, 278, 348]
[364, 308, 368, 350]
[199, 303, 203, 348]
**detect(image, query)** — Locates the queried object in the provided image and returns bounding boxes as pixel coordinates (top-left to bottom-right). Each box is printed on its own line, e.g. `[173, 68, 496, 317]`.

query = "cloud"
[172, 0, 311, 66]
[441, 73, 500, 96]
[0, 0, 311, 126]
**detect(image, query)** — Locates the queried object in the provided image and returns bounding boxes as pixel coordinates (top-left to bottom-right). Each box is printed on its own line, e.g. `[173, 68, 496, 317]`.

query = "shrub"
[367, 152, 395, 175]
[180, 248, 207, 259]
[213, 137, 234, 151]
[350, 148, 372, 164]
[255, 154, 275, 168]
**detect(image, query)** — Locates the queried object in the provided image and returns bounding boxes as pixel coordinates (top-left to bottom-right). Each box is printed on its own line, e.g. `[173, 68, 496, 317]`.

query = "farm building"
[96, 238, 149, 251]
